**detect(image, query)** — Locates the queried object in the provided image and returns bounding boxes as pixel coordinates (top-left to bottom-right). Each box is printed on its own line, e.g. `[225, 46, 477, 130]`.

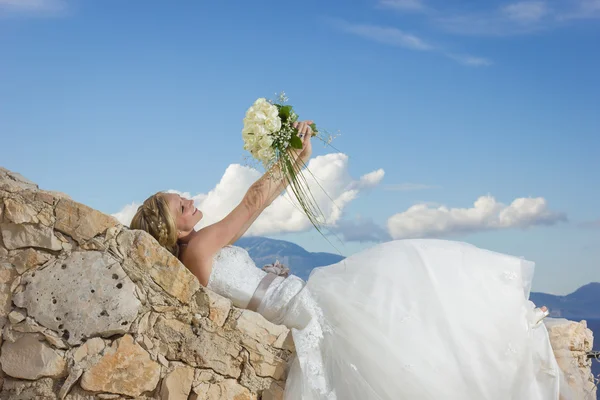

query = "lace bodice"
[207, 245, 307, 325]
[207, 246, 266, 309]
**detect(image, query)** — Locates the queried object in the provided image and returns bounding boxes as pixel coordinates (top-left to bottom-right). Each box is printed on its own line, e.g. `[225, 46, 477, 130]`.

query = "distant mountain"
[235, 236, 600, 319]
[234, 236, 345, 280]
[530, 282, 600, 319]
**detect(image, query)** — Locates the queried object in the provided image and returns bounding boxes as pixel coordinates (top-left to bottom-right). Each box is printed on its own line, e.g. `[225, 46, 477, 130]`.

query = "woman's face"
[165, 193, 203, 235]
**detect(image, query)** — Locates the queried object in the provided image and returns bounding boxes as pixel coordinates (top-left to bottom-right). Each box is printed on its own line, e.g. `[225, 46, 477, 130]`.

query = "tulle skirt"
[281, 239, 568, 400]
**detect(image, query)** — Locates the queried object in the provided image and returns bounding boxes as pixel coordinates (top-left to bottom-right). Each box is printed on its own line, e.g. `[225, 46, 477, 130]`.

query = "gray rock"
[13, 251, 141, 345]
[0, 168, 38, 191]
[0, 334, 66, 380]
[0, 377, 60, 399]
[8, 309, 26, 324]
[0, 222, 62, 251]
[0, 263, 15, 329]
[73, 337, 106, 363]
[9, 248, 53, 274]
[58, 366, 83, 400]
[153, 316, 244, 378]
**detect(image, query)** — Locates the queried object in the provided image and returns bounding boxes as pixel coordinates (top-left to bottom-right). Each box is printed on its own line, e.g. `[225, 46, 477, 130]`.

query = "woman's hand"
[290, 120, 314, 165]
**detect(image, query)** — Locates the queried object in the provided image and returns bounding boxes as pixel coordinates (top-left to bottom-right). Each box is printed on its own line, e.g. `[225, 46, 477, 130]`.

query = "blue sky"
[1, 0, 598, 294]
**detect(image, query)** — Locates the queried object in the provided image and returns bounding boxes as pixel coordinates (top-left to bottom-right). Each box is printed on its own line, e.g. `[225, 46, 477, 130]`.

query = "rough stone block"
[13, 251, 141, 345]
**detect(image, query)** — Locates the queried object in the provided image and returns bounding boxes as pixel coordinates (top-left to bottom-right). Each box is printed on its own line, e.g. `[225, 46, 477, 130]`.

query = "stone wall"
[0, 166, 596, 399]
[0, 167, 293, 399]
[545, 318, 597, 399]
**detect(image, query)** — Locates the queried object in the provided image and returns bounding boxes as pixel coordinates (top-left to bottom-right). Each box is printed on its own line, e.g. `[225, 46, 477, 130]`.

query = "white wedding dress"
[207, 239, 571, 400]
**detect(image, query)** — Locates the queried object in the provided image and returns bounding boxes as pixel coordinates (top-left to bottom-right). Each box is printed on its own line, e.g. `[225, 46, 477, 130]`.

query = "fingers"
[296, 122, 313, 138]
[303, 121, 314, 137]
[296, 122, 306, 138]
[293, 121, 314, 142]
[303, 126, 312, 143]
[301, 126, 312, 153]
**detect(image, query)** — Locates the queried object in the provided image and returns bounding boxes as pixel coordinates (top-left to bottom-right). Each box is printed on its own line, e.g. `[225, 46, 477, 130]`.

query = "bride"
[130, 121, 572, 399]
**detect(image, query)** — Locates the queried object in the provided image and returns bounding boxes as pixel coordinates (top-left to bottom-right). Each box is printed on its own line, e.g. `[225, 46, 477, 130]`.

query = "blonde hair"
[130, 192, 179, 256]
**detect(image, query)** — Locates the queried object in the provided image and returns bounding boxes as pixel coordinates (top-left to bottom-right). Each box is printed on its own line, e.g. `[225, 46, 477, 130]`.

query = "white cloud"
[352, 169, 385, 190]
[330, 19, 491, 66]
[249, 154, 383, 234]
[502, 1, 549, 22]
[333, 217, 391, 243]
[384, 183, 438, 191]
[579, 218, 600, 228]
[447, 53, 494, 67]
[112, 202, 141, 227]
[113, 153, 385, 237]
[435, 14, 543, 36]
[0, 0, 66, 15]
[579, 0, 600, 14]
[115, 172, 568, 245]
[559, 0, 600, 19]
[387, 195, 566, 239]
[378, 0, 426, 12]
[332, 20, 433, 51]
[433, 0, 599, 36]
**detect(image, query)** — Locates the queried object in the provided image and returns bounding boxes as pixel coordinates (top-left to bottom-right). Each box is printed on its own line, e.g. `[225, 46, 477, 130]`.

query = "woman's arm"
[187, 121, 314, 262]
[223, 121, 312, 244]
[183, 162, 293, 286]
[226, 121, 314, 245]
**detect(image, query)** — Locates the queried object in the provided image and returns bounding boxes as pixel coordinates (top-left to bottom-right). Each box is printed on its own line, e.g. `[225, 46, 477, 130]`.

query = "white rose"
[243, 99, 284, 162]
[243, 132, 260, 146]
[253, 124, 269, 138]
[253, 98, 268, 108]
[265, 116, 282, 132]
[258, 147, 274, 163]
[259, 135, 273, 150]
[242, 122, 256, 135]
[256, 101, 269, 110]
[267, 106, 279, 118]
[254, 111, 267, 124]
[243, 132, 257, 145]
[257, 102, 278, 116]
[243, 112, 254, 123]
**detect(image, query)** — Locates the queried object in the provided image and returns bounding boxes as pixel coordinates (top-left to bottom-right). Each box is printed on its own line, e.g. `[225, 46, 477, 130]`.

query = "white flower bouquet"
[242, 93, 335, 232]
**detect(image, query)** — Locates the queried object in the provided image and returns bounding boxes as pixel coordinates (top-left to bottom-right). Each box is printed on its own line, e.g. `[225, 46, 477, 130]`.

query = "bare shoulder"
[180, 235, 215, 287]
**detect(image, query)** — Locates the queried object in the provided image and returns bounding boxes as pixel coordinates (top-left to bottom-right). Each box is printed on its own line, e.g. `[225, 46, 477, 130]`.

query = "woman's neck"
[177, 229, 198, 247]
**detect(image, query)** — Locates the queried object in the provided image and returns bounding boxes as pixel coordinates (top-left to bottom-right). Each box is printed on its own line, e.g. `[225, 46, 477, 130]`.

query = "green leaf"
[290, 135, 303, 149]
[310, 123, 318, 135]
[279, 105, 293, 120]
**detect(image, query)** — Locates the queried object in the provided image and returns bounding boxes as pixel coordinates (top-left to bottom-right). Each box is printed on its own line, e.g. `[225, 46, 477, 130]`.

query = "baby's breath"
[274, 91, 289, 104]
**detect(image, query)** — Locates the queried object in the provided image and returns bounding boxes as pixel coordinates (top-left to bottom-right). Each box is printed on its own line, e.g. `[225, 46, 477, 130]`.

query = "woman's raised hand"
[290, 120, 313, 164]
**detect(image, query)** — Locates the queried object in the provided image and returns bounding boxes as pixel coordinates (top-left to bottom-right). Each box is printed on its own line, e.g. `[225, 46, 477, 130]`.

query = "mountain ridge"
[234, 236, 345, 279]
